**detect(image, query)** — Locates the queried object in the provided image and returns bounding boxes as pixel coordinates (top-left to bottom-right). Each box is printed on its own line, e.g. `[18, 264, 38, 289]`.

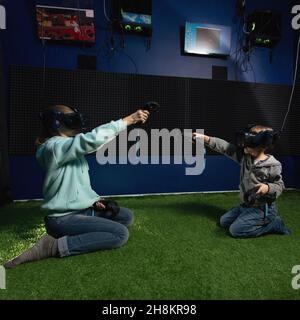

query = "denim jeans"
[44, 207, 134, 257]
[219, 203, 282, 238]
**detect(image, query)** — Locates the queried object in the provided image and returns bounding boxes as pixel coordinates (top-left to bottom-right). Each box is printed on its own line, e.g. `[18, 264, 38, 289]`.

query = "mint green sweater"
[36, 119, 127, 217]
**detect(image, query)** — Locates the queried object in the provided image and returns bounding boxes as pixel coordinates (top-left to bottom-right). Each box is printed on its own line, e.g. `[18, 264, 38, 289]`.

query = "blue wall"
[9, 155, 299, 200]
[0, 0, 297, 83]
[1, 0, 299, 199]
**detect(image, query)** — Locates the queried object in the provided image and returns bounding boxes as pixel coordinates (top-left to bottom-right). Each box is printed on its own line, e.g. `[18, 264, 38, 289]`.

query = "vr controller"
[142, 101, 160, 113]
[243, 186, 263, 206]
[93, 200, 120, 218]
[236, 124, 280, 149]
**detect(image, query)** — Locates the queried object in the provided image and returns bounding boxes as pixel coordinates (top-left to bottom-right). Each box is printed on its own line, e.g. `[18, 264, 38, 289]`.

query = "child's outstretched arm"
[193, 133, 243, 163]
[49, 110, 149, 166]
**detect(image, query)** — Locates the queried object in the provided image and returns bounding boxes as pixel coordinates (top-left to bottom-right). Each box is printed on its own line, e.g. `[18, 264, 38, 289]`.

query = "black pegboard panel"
[288, 84, 300, 155]
[0, 49, 11, 204]
[190, 79, 297, 155]
[9, 65, 187, 154]
[9, 65, 300, 156]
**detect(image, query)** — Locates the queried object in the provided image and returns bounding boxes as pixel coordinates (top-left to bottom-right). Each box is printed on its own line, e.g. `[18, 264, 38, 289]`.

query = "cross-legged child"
[5, 105, 149, 268]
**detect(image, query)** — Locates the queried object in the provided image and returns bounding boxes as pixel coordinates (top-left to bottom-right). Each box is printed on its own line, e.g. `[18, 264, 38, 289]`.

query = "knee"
[229, 223, 243, 238]
[119, 207, 135, 227]
[219, 215, 229, 228]
[113, 224, 129, 248]
[219, 215, 226, 228]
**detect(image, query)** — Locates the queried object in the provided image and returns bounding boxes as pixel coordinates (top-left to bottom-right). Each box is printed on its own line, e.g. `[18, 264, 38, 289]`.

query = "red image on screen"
[36, 5, 95, 45]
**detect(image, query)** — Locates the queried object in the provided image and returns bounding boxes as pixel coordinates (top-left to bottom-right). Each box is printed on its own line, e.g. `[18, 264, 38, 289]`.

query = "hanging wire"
[280, 32, 300, 132]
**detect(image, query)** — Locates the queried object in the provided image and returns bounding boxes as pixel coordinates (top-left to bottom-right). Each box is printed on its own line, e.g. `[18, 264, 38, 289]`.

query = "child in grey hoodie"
[193, 125, 290, 238]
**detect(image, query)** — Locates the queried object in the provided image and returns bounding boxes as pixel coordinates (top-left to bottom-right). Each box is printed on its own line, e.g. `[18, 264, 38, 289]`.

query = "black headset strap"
[246, 124, 256, 131]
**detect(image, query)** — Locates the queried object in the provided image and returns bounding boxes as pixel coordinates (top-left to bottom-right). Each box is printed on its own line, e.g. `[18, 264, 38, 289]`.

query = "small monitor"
[36, 5, 95, 45]
[121, 10, 151, 26]
[184, 22, 231, 57]
[118, 0, 152, 36]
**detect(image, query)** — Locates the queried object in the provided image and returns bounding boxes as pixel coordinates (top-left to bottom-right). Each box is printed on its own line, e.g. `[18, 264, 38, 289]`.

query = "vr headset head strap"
[246, 123, 257, 132]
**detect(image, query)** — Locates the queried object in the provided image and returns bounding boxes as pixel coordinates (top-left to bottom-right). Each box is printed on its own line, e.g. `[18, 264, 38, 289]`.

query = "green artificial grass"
[0, 191, 300, 300]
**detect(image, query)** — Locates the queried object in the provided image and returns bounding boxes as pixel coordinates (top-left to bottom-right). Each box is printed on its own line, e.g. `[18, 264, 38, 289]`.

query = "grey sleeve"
[267, 165, 285, 200]
[206, 137, 243, 164]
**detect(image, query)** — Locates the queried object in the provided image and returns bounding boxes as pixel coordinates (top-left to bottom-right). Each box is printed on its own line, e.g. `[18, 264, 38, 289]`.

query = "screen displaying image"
[196, 28, 221, 52]
[184, 22, 231, 56]
[121, 10, 151, 26]
[36, 5, 95, 45]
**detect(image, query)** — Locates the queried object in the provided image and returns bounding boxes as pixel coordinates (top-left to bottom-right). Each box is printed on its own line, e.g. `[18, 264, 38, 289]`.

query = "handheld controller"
[142, 101, 160, 113]
[93, 200, 120, 218]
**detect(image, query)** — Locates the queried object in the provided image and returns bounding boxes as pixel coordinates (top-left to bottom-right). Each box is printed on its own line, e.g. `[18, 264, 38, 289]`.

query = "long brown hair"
[35, 105, 74, 147]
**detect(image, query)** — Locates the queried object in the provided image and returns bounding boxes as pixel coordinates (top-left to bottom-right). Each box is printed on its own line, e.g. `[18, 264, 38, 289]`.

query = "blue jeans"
[44, 207, 134, 257]
[220, 203, 282, 238]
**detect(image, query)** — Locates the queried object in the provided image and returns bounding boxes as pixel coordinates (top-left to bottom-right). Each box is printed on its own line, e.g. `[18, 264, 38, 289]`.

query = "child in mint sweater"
[5, 105, 149, 268]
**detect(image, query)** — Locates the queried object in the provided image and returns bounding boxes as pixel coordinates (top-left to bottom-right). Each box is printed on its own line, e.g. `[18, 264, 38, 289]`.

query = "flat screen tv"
[116, 0, 152, 36]
[184, 22, 231, 57]
[121, 10, 151, 27]
[36, 5, 95, 45]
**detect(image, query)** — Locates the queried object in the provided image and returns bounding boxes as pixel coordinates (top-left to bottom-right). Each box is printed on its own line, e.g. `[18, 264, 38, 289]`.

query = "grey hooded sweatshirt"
[206, 137, 285, 205]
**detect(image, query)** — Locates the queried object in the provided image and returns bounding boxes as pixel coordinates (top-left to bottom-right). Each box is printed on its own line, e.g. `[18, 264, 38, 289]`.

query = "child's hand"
[192, 133, 210, 143]
[94, 201, 106, 210]
[123, 110, 150, 126]
[255, 183, 269, 195]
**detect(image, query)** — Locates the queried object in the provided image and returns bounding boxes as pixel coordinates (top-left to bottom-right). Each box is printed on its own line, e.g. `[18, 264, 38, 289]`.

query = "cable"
[39, 4, 47, 107]
[231, 8, 258, 83]
[280, 32, 300, 132]
[103, 22, 139, 73]
[247, 54, 256, 84]
[116, 49, 139, 74]
[76, 0, 89, 51]
[42, 41, 47, 107]
[76, 0, 83, 36]
[243, 23, 250, 35]
[103, 0, 111, 22]
[232, 19, 243, 80]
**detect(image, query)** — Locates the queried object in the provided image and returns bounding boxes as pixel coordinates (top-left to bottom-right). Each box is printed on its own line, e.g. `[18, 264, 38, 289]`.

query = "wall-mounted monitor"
[112, 0, 152, 36]
[36, 5, 95, 45]
[121, 10, 151, 27]
[184, 22, 231, 57]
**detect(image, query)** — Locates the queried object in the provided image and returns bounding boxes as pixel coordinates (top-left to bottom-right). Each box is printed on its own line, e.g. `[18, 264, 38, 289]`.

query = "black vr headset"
[39, 106, 87, 132]
[236, 124, 281, 149]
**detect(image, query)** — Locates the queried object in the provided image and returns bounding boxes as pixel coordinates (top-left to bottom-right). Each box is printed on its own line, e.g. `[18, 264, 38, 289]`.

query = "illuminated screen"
[184, 22, 231, 56]
[36, 5, 95, 45]
[121, 10, 151, 26]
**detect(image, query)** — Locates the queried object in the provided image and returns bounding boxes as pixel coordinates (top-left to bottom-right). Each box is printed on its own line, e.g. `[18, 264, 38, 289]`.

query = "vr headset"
[39, 106, 87, 132]
[243, 186, 262, 206]
[236, 124, 281, 149]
